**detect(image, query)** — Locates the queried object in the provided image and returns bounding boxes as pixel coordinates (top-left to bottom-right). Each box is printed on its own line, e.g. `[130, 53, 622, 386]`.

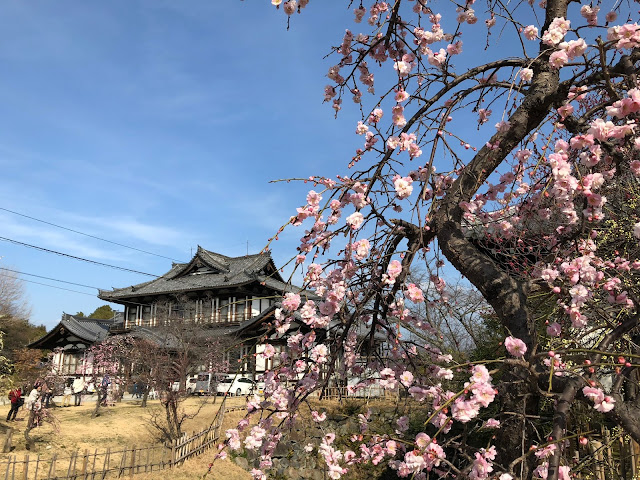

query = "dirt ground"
[1, 396, 251, 480]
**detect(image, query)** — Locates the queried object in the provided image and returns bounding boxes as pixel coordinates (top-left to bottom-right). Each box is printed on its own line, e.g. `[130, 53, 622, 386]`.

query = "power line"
[0, 236, 159, 277]
[0, 268, 155, 306]
[0, 267, 102, 290]
[0, 206, 185, 263]
[0, 273, 97, 297]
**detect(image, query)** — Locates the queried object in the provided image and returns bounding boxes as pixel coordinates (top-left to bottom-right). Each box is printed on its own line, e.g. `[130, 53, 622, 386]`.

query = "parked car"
[254, 381, 265, 396]
[170, 375, 199, 394]
[215, 375, 256, 396]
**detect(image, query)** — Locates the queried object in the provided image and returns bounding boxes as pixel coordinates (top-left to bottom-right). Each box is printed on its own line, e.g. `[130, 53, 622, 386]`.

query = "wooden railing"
[313, 386, 398, 400]
[125, 312, 251, 329]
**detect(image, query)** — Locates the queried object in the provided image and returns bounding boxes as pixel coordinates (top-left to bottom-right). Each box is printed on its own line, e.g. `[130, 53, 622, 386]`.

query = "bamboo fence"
[0, 401, 226, 480]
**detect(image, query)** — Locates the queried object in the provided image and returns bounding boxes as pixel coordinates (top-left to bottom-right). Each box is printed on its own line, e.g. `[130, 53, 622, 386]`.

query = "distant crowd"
[6, 377, 156, 425]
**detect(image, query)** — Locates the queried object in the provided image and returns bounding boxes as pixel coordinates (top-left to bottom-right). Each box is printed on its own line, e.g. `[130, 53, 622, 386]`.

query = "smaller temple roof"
[28, 313, 123, 350]
[98, 247, 293, 301]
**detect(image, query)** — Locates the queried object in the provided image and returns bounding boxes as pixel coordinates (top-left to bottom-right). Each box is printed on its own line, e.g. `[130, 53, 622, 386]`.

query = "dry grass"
[2, 395, 406, 480]
[2, 396, 250, 480]
[133, 451, 251, 480]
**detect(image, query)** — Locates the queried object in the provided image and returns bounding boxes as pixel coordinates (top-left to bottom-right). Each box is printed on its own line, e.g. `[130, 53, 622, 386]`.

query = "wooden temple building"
[98, 247, 293, 330]
[30, 247, 387, 387]
[28, 313, 124, 376]
[30, 247, 309, 379]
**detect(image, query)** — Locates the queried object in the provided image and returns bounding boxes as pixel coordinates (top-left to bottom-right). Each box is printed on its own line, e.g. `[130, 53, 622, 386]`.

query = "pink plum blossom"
[505, 336, 527, 357]
[394, 176, 414, 199]
[519, 68, 533, 82]
[282, 292, 301, 312]
[523, 25, 538, 40]
[346, 212, 364, 229]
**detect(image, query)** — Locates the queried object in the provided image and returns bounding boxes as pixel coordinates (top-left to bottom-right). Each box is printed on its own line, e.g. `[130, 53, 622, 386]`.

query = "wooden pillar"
[232, 297, 236, 323]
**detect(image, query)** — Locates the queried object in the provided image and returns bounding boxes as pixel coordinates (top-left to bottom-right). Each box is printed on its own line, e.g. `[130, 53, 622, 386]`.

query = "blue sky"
[0, 1, 362, 329]
[0, 0, 587, 330]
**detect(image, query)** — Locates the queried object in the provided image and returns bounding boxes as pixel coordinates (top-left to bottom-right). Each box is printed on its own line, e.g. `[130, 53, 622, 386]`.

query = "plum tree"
[224, 2, 640, 479]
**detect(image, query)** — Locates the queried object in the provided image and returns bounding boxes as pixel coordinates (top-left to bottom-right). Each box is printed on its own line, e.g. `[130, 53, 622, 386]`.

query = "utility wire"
[0, 273, 97, 297]
[0, 206, 185, 263]
[0, 267, 102, 290]
[0, 236, 159, 277]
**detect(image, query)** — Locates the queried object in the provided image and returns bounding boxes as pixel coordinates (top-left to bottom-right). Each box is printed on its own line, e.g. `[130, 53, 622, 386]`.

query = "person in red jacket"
[6, 387, 22, 421]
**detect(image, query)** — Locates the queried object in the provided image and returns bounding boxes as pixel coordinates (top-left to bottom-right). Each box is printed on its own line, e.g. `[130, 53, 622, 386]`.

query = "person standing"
[24, 382, 42, 450]
[72, 377, 85, 406]
[100, 375, 111, 406]
[62, 382, 72, 407]
[6, 387, 22, 421]
[42, 382, 52, 408]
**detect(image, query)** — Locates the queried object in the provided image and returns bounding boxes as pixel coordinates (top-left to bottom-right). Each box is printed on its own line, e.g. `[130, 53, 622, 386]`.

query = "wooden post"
[621, 436, 628, 480]
[183, 433, 188, 461]
[33, 455, 40, 480]
[47, 454, 57, 480]
[170, 442, 176, 469]
[118, 448, 127, 477]
[129, 447, 135, 478]
[23, 454, 28, 480]
[2, 430, 13, 454]
[72, 451, 78, 480]
[589, 440, 605, 480]
[65, 452, 75, 480]
[81, 449, 88, 479]
[100, 448, 109, 480]
[629, 438, 638, 478]
[603, 428, 613, 478]
[631, 439, 640, 478]
[4, 455, 11, 480]
[90, 449, 97, 480]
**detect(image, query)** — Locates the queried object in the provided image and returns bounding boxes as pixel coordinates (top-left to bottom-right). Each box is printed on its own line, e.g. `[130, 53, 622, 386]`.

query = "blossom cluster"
[241, 3, 640, 479]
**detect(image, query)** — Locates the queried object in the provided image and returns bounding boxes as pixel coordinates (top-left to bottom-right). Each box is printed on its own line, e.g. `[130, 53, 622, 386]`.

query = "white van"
[194, 372, 216, 395]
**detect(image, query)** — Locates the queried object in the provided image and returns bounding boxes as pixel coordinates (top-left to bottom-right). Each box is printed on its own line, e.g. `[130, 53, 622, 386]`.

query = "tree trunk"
[497, 375, 540, 479]
[23, 410, 36, 450]
[163, 395, 182, 441]
[92, 390, 103, 418]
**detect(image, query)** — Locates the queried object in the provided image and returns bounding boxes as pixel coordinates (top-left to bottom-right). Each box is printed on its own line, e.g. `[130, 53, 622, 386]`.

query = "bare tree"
[0, 268, 31, 321]
[408, 275, 496, 359]
[128, 304, 229, 442]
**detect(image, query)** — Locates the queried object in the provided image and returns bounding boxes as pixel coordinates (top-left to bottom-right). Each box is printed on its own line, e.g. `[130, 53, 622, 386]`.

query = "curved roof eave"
[98, 278, 264, 301]
[28, 316, 105, 349]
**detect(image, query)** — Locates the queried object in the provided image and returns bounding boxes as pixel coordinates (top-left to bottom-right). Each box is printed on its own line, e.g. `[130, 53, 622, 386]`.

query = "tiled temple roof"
[28, 312, 122, 350]
[98, 246, 291, 301]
